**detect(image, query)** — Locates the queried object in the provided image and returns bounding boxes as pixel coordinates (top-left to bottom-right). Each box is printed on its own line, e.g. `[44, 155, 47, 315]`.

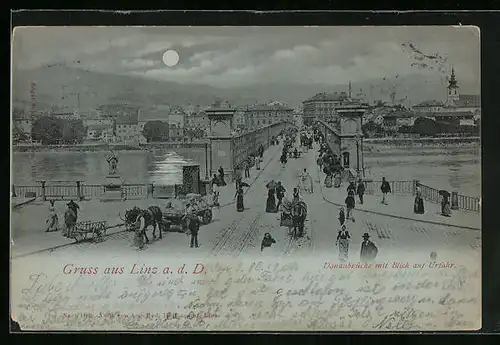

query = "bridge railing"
[11, 182, 192, 201]
[363, 180, 480, 213]
[231, 121, 293, 171]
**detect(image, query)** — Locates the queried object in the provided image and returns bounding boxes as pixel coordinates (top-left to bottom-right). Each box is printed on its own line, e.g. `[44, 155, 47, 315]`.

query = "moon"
[162, 49, 179, 67]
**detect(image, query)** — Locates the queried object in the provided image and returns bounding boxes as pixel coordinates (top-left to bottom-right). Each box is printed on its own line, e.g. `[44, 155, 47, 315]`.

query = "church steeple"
[446, 67, 459, 104]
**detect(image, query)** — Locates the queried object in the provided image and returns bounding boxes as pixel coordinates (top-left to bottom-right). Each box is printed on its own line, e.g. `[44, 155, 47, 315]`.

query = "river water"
[11, 146, 481, 197]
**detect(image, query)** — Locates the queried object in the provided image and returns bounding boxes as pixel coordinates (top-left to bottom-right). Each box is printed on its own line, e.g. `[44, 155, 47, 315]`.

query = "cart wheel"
[74, 233, 84, 243]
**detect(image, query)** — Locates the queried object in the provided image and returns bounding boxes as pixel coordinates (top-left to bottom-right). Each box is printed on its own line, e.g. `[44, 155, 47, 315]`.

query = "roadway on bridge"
[11, 136, 481, 262]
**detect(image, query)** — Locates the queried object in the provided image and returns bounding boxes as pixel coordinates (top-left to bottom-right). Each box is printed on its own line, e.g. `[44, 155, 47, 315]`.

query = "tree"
[412, 117, 437, 137]
[62, 119, 86, 144]
[32, 117, 64, 144]
[142, 121, 169, 142]
[398, 125, 412, 134]
[12, 126, 29, 143]
[362, 121, 382, 137]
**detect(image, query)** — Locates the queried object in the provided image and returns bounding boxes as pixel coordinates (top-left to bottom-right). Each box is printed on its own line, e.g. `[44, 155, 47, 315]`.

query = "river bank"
[12, 141, 208, 153]
[364, 136, 480, 153]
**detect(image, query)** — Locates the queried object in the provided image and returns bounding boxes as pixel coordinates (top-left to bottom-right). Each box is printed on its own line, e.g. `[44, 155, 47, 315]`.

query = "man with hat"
[360, 233, 378, 262]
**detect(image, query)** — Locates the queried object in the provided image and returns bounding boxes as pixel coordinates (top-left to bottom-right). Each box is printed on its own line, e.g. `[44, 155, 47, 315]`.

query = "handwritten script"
[11, 258, 480, 331]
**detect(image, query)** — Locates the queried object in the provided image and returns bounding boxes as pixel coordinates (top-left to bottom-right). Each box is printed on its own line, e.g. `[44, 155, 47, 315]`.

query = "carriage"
[161, 195, 213, 232]
[280, 199, 307, 239]
[69, 220, 107, 243]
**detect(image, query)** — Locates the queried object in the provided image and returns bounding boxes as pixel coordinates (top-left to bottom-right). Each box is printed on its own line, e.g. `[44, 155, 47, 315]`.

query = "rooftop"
[455, 94, 481, 108]
[416, 111, 474, 118]
[246, 103, 293, 111]
[303, 92, 348, 103]
[413, 100, 446, 108]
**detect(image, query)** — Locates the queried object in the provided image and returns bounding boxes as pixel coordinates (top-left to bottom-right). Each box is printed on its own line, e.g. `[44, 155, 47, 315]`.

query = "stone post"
[451, 191, 459, 210]
[206, 101, 236, 182]
[76, 181, 83, 201]
[40, 181, 46, 201]
[12, 185, 16, 198]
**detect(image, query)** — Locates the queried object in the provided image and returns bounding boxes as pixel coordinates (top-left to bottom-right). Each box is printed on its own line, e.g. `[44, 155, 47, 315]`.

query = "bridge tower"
[206, 100, 236, 181]
[337, 103, 368, 176]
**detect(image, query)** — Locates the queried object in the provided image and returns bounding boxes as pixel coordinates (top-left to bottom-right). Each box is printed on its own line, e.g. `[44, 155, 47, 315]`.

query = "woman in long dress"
[256, 156, 261, 170]
[266, 188, 278, 213]
[336, 224, 351, 262]
[235, 187, 244, 212]
[46, 200, 59, 232]
[414, 184, 425, 214]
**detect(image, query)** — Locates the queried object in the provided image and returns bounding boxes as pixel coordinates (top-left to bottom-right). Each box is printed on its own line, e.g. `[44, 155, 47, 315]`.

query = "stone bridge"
[206, 102, 297, 181]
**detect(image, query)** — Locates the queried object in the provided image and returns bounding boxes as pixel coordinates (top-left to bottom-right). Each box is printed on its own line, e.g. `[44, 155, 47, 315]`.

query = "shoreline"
[12, 136, 480, 153]
[12, 141, 209, 153]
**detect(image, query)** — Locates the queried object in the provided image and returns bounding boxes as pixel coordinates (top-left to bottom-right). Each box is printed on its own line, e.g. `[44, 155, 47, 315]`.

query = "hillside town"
[12, 69, 480, 147]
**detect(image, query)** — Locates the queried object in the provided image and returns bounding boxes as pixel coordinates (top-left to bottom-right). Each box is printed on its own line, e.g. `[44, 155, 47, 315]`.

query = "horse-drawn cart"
[70, 220, 107, 243]
[162, 195, 213, 232]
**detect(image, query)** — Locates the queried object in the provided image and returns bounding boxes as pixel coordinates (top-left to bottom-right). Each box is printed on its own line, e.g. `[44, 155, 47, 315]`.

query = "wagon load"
[162, 196, 213, 232]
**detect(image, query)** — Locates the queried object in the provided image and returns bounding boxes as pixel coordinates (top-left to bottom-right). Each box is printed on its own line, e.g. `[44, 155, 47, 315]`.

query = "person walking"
[347, 181, 356, 195]
[336, 224, 351, 262]
[338, 207, 345, 226]
[243, 159, 250, 179]
[380, 177, 391, 205]
[188, 215, 201, 248]
[266, 187, 278, 213]
[218, 166, 226, 186]
[292, 187, 300, 203]
[46, 200, 59, 232]
[360, 233, 378, 263]
[276, 182, 286, 209]
[235, 187, 245, 212]
[255, 156, 261, 170]
[345, 190, 356, 222]
[414, 182, 425, 214]
[356, 179, 365, 205]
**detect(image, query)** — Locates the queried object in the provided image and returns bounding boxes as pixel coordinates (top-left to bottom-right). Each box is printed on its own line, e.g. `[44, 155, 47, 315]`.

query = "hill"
[11, 65, 474, 112]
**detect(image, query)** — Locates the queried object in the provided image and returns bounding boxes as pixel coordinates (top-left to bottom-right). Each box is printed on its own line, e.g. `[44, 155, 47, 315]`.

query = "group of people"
[336, 224, 378, 263]
[44, 199, 80, 238]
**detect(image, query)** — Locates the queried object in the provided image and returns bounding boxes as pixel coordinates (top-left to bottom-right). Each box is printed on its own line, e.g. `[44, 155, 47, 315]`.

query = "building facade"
[302, 92, 349, 125]
[115, 114, 140, 144]
[83, 118, 115, 142]
[244, 102, 294, 128]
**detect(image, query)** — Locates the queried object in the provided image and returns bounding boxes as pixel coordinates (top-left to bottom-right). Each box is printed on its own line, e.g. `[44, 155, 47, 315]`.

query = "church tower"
[447, 68, 460, 105]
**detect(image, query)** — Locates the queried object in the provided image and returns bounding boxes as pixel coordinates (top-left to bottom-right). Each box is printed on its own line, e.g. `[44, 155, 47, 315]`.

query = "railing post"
[412, 180, 419, 196]
[76, 181, 83, 201]
[12, 185, 16, 198]
[148, 183, 154, 198]
[451, 191, 459, 210]
[40, 181, 46, 201]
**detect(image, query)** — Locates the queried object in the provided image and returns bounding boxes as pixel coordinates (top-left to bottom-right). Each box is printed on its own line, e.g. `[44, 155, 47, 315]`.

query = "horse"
[120, 206, 164, 243]
[290, 201, 307, 239]
[64, 208, 77, 238]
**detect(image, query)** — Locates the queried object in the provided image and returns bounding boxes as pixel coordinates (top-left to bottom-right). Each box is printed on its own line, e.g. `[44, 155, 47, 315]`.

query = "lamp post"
[205, 142, 209, 180]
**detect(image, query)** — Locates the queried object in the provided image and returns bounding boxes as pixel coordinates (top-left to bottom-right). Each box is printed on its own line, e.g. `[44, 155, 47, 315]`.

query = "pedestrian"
[414, 182, 425, 214]
[325, 172, 333, 188]
[380, 177, 391, 205]
[259, 145, 264, 159]
[336, 224, 351, 262]
[430, 251, 437, 262]
[292, 187, 300, 203]
[266, 187, 278, 213]
[46, 200, 59, 232]
[356, 179, 365, 205]
[441, 194, 451, 217]
[243, 159, 250, 178]
[347, 181, 356, 195]
[212, 174, 219, 188]
[261, 232, 276, 251]
[134, 210, 146, 250]
[360, 233, 378, 262]
[334, 171, 342, 188]
[256, 156, 261, 170]
[235, 187, 244, 212]
[338, 207, 345, 226]
[212, 190, 220, 209]
[276, 182, 286, 208]
[218, 166, 226, 186]
[188, 215, 202, 248]
[184, 202, 195, 231]
[345, 190, 356, 222]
